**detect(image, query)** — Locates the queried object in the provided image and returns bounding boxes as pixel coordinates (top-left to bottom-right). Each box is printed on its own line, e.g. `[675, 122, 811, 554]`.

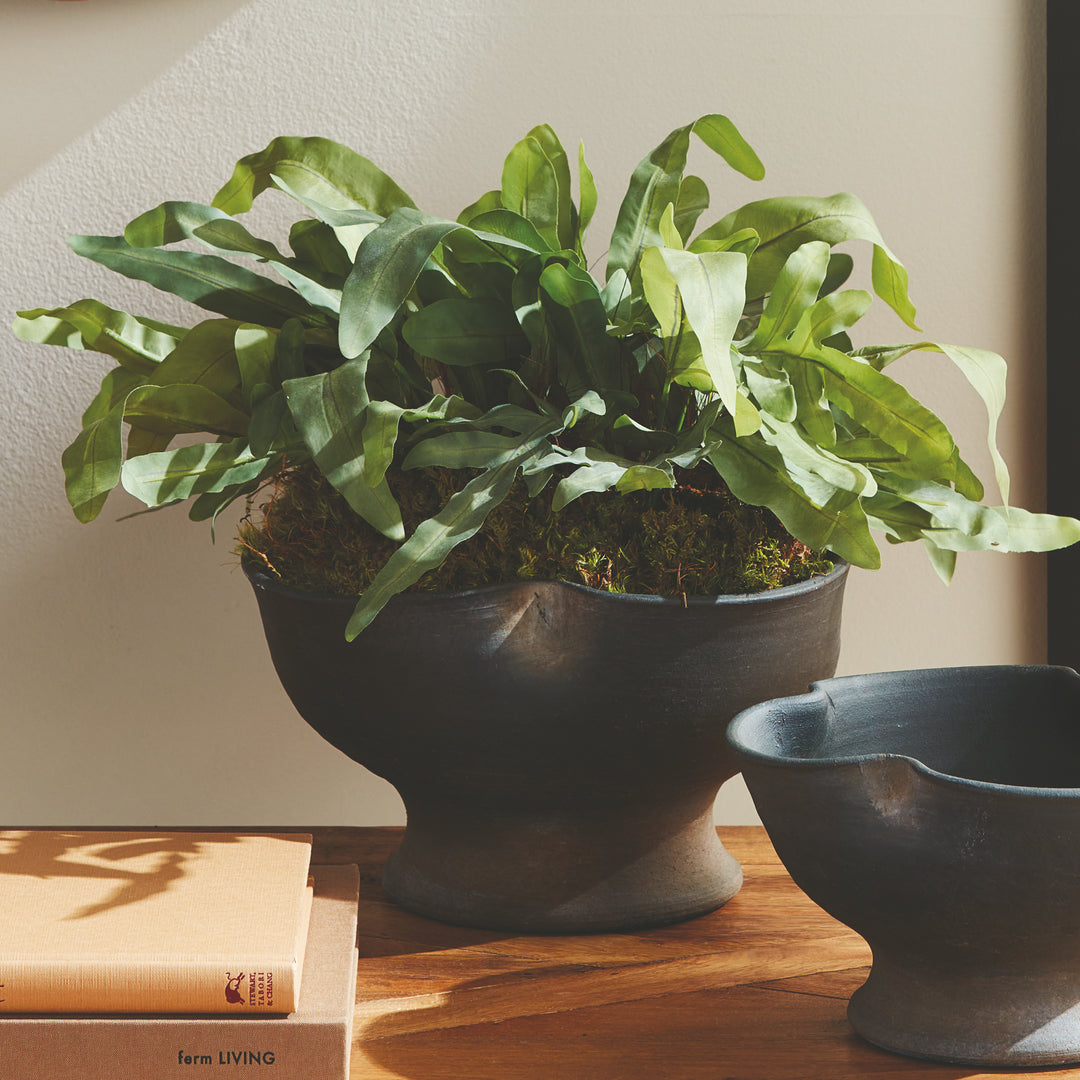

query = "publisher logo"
[224, 971, 274, 1007]
[224, 972, 245, 1005]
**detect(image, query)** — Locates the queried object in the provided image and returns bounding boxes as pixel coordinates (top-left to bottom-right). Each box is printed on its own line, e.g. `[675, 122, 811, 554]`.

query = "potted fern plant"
[15, 113, 1078, 931]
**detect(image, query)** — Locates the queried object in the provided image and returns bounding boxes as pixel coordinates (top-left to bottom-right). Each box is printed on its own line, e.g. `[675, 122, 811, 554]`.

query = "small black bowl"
[727, 665, 1080, 1066]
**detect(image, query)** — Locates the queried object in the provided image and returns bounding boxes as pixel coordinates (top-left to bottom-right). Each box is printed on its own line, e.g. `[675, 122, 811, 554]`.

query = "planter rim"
[242, 557, 848, 611]
[727, 664, 1080, 800]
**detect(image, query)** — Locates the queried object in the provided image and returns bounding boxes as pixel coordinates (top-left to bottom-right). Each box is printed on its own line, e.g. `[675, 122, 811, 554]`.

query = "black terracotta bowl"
[246, 563, 848, 932]
[727, 665, 1080, 1066]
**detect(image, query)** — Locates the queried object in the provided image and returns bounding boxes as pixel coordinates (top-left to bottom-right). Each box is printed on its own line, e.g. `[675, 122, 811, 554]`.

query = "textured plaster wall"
[0, 0, 1051, 825]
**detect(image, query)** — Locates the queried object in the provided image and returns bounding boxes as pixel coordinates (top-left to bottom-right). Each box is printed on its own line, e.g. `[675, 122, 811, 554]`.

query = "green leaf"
[124, 201, 344, 317]
[12, 308, 84, 350]
[345, 414, 562, 638]
[248, 390, 290, 457]
[607, 124, 692, 283]
[234, 325, 279, 406]
[289, 219, 353, 278]
[527, 124, 575, 250]
[693, 193, 919, 329]
[276, 318, 308, 382]
[356, 384, 479, 482]
[761, 416, 876, 496]
[212, 135, 416, 217]
[509, 253, 550, 357]
[267, 177, 382, 261]
[61, 379, 243, 518]
[62, 397, 128, 522]
[673, 175, 710, 242]
[187, 484, 256, 527]
[749, 241, 830, 351]
[802, 288, 873, 345]
[742, 357, 796, 423]
[658, 203, 683, 251]
[665, 398, 725, 467]
[994, 506, 1080, 553]
[656, 248, 748, 424]
[539, 261, 620, 397]
[871, 244, 918, 332]
[283, 356, 404, 540]
[402, 298, 529, 366]
[577, 141, 598, 241]
[708, 421, 881, 569]
[121, 438, 276, 506]
[640, 247, 682, 341]
[150, 319, 244, 405]
[349, 399, 402, 487]
[232, 321, 307, 452]
[126, 428, 173, 459]
[68, 235, 327, 328]
[616, 463, 674, 494]
[785, 356, 835, 447]
[339, 209, 463, 360]
[552, 458, 630, 510]
[13, 299, 182, 375]
[467, 209, 553, 254]
[921, 341, 1010, 505]
[124, 384, 250, 437]
[688, 227, 760, 258]
[501, 125, 572, 251]
[562, 389, 606, 425]
[690, 114, 765, 181]
[775, 342, 955, 471]
[403, 429, 524, 471]
[611, 414, 678, 454]
[876, 477, 1006, 552]
[922, 540, 958, 583]
[601, 268, 634, 323]
[819, 252, 854, 297]
[81, 366, 146, 427]
[457, 189, 503, 225]
[467, 402, 554, 433]
[125, 201, 278, 258]
[607, 113, 763, 283]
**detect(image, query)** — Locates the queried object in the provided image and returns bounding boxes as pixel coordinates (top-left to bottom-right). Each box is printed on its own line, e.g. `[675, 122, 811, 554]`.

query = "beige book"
[0, 831, 313, 1014]
[0, 863, 359, 1080]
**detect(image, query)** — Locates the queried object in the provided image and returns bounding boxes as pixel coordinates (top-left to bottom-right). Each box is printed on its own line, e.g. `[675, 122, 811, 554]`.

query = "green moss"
[237, 463, 834, 599]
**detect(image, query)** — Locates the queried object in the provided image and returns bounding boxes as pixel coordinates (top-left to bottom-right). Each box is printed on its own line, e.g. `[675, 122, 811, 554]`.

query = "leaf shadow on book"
[0, 831, 251, 919]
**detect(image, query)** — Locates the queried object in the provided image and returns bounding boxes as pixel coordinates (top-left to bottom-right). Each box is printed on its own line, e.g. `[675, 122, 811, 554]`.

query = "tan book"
[0, 863, 359, 1080]
[0, 831, 313, 1014]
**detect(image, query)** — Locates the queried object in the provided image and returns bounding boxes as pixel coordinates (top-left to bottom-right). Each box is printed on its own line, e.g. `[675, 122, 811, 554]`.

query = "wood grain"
[321, 826, 1080, 1079]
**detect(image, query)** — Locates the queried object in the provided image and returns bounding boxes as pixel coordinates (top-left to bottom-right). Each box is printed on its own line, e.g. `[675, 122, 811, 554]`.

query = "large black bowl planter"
[246, 562, 848, 932]
[728, 665, 1080, 1067]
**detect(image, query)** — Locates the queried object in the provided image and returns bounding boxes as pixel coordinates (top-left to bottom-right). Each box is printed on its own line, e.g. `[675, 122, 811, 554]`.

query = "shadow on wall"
[0, 0, 254, 194]
[0, 495, 407, 826]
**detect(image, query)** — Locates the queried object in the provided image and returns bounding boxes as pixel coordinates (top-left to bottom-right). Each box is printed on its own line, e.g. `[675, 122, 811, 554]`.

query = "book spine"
[0, 998, 353, 1080]
[0, 957, 298, 1015]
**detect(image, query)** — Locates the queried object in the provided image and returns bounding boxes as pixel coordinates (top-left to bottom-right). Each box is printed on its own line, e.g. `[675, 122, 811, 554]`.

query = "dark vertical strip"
[1047, 1, 1080, 667]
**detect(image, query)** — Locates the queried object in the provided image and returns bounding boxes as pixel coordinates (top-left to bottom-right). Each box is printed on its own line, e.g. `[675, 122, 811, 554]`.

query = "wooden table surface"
[306, 825, 1080, 1080]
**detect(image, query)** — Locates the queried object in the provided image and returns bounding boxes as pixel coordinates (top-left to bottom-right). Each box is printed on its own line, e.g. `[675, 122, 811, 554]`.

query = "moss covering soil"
[237, 463, 834, 602]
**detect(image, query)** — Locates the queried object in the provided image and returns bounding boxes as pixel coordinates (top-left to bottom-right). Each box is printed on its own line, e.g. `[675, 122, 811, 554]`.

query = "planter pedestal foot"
[382, 800, 742, 932]
[849, 956, 1080, 1067]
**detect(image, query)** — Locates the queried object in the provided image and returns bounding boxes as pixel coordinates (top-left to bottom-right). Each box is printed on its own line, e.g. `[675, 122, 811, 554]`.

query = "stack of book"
[0, 830, 358, 1079]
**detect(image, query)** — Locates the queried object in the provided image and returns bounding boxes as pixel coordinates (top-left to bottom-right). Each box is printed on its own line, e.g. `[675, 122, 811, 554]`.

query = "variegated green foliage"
[16, 117, 1080, 636]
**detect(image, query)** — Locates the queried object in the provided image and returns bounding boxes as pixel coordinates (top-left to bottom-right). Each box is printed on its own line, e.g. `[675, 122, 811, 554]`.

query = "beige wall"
[0, 0, 1049, 825]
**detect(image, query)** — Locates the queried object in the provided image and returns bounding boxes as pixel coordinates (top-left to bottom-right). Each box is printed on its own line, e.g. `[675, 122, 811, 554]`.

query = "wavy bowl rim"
[726, 664, 1080, 799]
[242, 558, 849, 611]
